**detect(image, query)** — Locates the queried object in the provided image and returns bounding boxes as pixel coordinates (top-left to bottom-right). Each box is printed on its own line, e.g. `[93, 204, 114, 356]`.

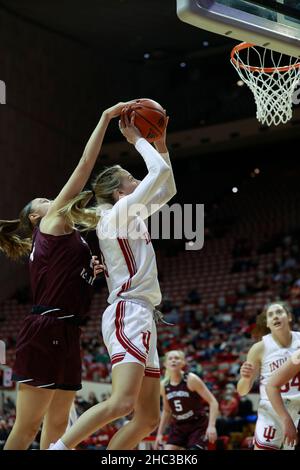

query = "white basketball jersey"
[97, 213, 161, 307]
[260, 331, 300, 401]
[95, 137, 176, 309]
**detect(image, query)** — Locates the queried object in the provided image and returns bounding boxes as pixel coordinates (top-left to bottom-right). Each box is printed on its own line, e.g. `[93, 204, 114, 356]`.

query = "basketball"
[122, 98, 167, 143]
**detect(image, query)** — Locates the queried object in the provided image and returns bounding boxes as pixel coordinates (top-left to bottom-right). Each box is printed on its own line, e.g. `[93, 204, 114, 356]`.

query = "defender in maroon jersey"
[0, 101, 131, 450]
[13, 226, 95, 390]
[154, 350, 219, 450]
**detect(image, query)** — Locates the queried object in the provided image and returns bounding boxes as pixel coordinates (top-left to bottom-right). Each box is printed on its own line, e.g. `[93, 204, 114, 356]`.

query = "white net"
[231, 43, 300, 126]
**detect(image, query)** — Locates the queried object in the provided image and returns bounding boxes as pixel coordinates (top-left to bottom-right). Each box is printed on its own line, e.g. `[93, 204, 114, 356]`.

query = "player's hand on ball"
[103, 101, 136, 120]
[119, 111, 142, 145]
[154, 115, 169, 144]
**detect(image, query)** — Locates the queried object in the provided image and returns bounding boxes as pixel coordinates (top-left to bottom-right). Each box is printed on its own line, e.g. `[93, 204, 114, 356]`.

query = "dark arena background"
[1, 0, 300, 455]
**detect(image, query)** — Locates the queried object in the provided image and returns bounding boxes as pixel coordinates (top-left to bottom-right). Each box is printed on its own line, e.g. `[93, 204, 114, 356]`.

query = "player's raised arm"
[46, 101, 134, 218]
[103, 112, 171, 233]
[151, 116, 177, 205]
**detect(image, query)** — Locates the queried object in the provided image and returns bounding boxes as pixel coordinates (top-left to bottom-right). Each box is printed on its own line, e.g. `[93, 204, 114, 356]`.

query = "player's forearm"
[157, 152, 177, 199]
[80, 113, 110, 169]
[237, 377, 253, 396]
[130, 138, 170, 205]
[135, 138, 170, 176]
[157, 409, 172, 436]
[154, 141, 168, 154]
[266, 383, 291, 421]
[208, 399, 219, 427]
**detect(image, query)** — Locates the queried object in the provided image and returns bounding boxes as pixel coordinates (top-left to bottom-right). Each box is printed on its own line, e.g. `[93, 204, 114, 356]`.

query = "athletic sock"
[48, 439, 69, 450]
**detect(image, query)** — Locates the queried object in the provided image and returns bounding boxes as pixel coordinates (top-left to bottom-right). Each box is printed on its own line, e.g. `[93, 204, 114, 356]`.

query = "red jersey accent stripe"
[119, 301, 147, 361]
[117, 238, 137, 296]
[254, 436, 279, 450]
[117, 238, 135, 276]
[115, 301, 146, 364]
[145, 370, 161, 378]
[111, 353, 126, 359]
[123, 239, 137, 273]
[111, 354, 125, 365]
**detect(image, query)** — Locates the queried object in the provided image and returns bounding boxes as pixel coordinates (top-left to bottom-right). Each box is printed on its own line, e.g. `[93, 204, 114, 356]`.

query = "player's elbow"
[266, 382, 279, 396]
[169, 183, 177, 198]
[212, 397, 219, 410]
[160, 161, 171, 177]
[164, 186, 177, 203]
[237, 381, 248, 397]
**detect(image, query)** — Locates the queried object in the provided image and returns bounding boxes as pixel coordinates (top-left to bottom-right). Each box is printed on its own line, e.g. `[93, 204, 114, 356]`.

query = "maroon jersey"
[29, 227, 94, 317]
[164, 373, 207, 423]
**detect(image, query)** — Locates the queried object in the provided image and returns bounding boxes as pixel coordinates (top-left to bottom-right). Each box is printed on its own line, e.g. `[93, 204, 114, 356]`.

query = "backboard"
[177, 1, 300, 57]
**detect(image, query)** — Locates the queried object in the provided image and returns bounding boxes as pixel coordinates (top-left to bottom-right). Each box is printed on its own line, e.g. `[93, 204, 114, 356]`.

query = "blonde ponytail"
[93, 165, 124, 206]
[56, 165, 126, 231]
[57, 191, 99, 231]
[0, 219, 32, 260]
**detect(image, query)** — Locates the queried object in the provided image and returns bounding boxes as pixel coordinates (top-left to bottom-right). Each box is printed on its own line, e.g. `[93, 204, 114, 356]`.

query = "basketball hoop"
[230, 43, 300, 126]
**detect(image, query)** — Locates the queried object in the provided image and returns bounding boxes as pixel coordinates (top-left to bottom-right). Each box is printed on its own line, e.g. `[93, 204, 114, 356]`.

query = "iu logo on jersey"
[263, 426, 276, 442]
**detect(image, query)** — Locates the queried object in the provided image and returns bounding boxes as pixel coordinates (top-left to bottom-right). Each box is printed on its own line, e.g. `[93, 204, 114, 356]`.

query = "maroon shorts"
[12, 314, 82, 390]
[167, 416, 209, 449]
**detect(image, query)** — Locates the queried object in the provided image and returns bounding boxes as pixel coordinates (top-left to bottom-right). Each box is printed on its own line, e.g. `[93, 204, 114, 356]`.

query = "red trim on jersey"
[117, 238, 137, 296]
[111, 352, 126, 365]
[123, 239, 137, 273]
[254, 436, 280, 451]
[115, 301, 147, 364]
[145, 368, 160, 378]
[117, 238, 136, 276]
[142, 330, 151, 353]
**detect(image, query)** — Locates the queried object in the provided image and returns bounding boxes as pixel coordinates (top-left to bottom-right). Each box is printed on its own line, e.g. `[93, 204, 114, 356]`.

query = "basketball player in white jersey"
[237, 302, 300, 450]
[49, 109, 176, 450]
[266, 346, 300, 447]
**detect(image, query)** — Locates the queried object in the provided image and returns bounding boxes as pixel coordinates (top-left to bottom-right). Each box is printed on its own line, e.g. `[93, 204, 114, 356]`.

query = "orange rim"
[231, 42, 300, 73]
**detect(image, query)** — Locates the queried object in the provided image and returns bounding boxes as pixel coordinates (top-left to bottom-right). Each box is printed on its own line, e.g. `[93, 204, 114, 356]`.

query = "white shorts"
[255, 399, 300, 450]
[101, 299, 160, 378]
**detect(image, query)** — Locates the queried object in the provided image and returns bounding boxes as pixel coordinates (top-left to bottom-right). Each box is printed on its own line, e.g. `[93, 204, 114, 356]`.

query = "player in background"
[1, 101, 130, 449]
[237, 302, 300, 450]
[266, 347, 300, 447]
[49, 110, 177, 450]
[154, 350, 218, 450]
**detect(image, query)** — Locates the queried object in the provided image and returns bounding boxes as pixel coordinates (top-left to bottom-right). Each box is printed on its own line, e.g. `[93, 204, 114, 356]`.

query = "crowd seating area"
[1, 167, 300, 448]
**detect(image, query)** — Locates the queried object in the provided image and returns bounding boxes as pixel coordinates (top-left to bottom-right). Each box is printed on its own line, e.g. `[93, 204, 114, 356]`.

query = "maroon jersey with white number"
[29, 227, 94, 317]
[164, 373, 207, 422]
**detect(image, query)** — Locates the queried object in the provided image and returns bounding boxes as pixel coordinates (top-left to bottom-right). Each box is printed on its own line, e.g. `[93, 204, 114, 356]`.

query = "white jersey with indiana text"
[259, 331, 300, 402]
[96, 137, 176, 308]
[98, 214, 161, 307]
